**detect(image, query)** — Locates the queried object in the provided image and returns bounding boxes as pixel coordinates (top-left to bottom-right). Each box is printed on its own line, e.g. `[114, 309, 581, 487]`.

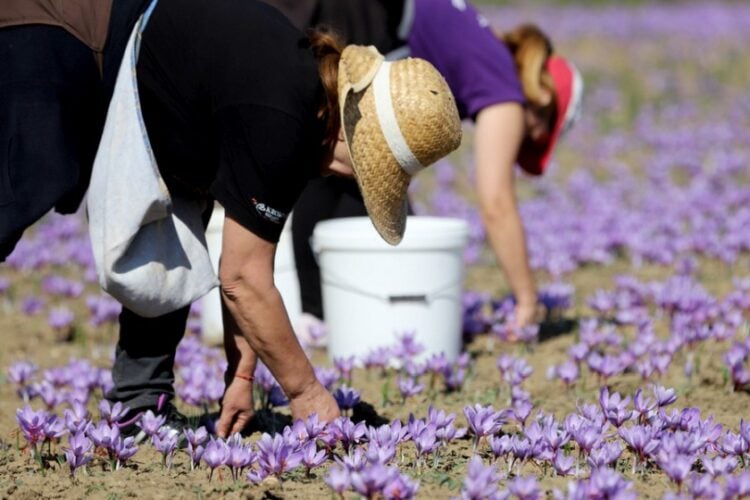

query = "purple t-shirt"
[407, 0, 525, 120]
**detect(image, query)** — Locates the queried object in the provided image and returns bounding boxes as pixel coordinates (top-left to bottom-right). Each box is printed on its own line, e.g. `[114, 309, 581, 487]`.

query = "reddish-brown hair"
[497, 24, 555, 108]
[308, 27, 344, 152]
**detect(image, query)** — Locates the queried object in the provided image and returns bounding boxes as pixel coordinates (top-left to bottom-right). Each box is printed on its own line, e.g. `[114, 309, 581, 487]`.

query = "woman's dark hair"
[308, 27, 344, 151]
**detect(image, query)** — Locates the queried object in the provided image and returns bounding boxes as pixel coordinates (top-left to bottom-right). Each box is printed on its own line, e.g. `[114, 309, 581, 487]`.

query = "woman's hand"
[217, 376, 255, 437]
[289, 380, 341, 423]
[514, 299, 539, 328]
[219, 215, 340, 427]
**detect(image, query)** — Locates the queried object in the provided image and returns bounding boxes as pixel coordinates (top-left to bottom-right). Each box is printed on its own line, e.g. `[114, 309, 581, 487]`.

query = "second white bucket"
[313, 216, 469, 363]
[202, 205, 301, 345]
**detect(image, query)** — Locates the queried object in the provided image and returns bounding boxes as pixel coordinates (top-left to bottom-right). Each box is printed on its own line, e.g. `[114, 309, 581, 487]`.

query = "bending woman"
[270, 0, 583, 329]
[0, 0, 461, 436]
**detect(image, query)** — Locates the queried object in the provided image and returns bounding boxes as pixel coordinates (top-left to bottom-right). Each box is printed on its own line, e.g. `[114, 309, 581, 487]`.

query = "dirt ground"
[1, 245, 748, 499]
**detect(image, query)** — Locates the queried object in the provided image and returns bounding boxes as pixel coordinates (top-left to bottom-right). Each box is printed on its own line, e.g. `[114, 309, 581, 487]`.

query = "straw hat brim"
[338, 45, 462, 244]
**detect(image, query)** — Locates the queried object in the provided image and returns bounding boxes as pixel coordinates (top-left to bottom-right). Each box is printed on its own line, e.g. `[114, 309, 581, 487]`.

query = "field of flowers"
[1, 2, 750, 498]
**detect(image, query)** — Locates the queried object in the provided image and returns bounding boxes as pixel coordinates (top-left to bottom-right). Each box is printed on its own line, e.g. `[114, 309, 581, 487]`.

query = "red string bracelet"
[235, 373, 254, 383]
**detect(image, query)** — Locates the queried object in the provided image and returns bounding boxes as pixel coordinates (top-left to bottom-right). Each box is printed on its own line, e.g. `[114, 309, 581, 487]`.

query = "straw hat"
[338, 45, 462, 245]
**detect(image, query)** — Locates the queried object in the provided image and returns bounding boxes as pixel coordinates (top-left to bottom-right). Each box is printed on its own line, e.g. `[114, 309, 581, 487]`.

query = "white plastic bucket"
[201, 205, 301, 345]
[313, 216, 469, 363]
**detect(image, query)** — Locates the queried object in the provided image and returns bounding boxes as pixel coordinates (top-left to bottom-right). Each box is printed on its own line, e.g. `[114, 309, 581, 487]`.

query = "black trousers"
[106, 204, 214, 409]
[0, 26, 104, 260]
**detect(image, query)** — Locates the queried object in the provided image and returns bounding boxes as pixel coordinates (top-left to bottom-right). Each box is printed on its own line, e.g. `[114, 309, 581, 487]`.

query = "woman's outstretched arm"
[217, 215, 340, 434]
[474, 102, 538, 327]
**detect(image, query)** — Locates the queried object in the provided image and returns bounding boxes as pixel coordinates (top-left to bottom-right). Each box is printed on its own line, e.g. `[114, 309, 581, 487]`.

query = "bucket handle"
[321, 269, 458, 305]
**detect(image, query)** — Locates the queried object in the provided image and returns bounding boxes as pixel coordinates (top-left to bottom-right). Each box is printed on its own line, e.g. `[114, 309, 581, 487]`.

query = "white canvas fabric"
[87, 2, 218, 318]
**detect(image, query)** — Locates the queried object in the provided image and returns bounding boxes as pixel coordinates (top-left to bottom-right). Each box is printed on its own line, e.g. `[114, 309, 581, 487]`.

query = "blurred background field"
[1, 1, 750, 498]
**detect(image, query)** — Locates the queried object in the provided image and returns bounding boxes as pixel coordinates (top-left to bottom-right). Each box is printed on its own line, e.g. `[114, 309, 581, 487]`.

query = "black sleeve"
[259, 0, 404, 52]
[260, 0, 318, 32]
[210, 104, 318, 243]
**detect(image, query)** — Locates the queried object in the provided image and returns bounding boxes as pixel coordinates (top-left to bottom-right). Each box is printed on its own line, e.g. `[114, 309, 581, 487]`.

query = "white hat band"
[561, 63, 584, 136]
[372, 61, 425, 176]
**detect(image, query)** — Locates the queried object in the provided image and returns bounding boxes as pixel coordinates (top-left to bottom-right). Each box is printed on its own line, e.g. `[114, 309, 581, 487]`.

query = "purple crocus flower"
[552, 452, 575, 476]
[314, 366, 339, 391]
[443, 366, 467, 392]
[42, 415, 67, 442]
[510, 400, 534, 427]
[63, 431, 93, 478]
[137, 410, 166, 438]
[398, 377, 425, 401]
[570, 424, 602, 456]
[112, 436, 138, 470]
[427, 406, 455, 429]
[426, 353, 449, 376]
[64, 402, 91, 435]
[336, 447, 367, 472]
[658, 454, 693, 487]
[333, 356, 356, 383]
[505, 358, 533, 386]
[255, 432, 303, 477]
[328, 417, 367, 452]
[633, 389, 656, 423]
[349, 463, 395, 498]
[460, 456, 501, 500]
[382, 469, 420, 500]
[700, 455, 736, 476]
[508, 475, 539, 500]
[184, 426, 209, 448]
[488, 435, 512, 460]
[7, 361, 37, 402]
[325, 464, 351, 495]
[304, 413, 327, 441]
[203, 438, 229, 481]
[182, 426, 208, 470]
[555, 361, 580, 386]
[300, 441, 327, 475]
[720, 432, 749, 457]
[542, 424, 570, 451]
[619, 425, 659, 466]
[726, 471, 750, 498]
[463, 404, 505, 450]
[20, 296, 45, 316]
[568, 343, 589, 363]
[35, 381, 64, 410]
[436, 421, 467, 446]
[587, 441, 622, 468]
[366, 441, 396, 465]
[188, 442, 205, 471]
[653, 385, 678, 407]
[599, 387, 633, 427]
[588, 467, 636, 499]
[688, 473, 721, 499]
[333, 385, 361, 412]
[88, 420, 120, 451]
[16, 406, 48, 450]
[510, 435, 532, 462]
[98, 400, 130, 424]
[288, 421, 315, 447]
[412, 424, 439, 460]
[368, 420, 408, 449]
[363, 347, 392, 372]
[393, 332, 425, 361]
[48, 306, 75, 331]
[739, 418, 750, 447]
[227, 433, 255, 481]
